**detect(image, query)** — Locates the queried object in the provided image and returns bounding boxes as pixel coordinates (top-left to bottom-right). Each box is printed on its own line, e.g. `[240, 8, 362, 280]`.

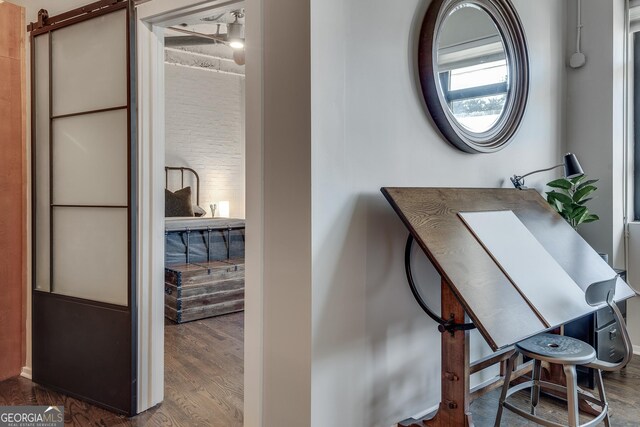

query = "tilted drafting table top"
[382, 187, 635, 351]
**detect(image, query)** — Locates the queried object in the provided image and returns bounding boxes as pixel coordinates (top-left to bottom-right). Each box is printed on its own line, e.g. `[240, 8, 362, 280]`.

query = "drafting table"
[381, 187, 635, 427]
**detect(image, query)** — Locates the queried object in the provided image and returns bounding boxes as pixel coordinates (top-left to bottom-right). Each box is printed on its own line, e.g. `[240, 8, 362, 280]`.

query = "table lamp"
[511, 153, 584, 190]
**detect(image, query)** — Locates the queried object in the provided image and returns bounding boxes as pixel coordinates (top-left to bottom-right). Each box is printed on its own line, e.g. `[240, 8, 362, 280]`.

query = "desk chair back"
[584, 277, 633, 371]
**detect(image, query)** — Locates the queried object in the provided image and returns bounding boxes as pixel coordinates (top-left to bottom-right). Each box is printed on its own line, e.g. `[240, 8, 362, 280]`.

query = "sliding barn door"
[29, 0, 137, 415]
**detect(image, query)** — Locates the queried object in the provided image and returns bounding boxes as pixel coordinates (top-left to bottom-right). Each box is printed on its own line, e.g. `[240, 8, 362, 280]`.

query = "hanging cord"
[404, 235, 476, 334]
[576, 0, 583, 53]
[570, 0, 587, 68]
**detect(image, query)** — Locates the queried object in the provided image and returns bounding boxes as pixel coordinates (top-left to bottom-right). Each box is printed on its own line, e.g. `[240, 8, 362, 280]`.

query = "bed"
[165, 217, 245, 265]
[164, 166, 245, 323]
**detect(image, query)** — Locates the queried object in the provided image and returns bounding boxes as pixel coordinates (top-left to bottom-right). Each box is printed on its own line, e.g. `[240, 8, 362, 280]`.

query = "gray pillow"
[165, 187, 194, 217]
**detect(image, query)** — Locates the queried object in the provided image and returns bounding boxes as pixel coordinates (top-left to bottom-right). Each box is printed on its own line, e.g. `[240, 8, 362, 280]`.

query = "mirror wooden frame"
[418, 0, 529, 153]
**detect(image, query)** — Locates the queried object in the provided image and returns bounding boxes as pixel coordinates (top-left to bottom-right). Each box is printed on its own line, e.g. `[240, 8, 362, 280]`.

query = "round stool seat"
[516, 333, 596, 365]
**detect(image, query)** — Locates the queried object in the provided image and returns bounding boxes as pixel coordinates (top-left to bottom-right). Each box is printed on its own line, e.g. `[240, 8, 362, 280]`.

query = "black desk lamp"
[511, 153, 584, 190]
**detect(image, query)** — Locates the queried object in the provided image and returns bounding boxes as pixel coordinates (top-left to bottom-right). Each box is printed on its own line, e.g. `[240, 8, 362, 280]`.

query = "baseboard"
[413, 403, 439, 420]
[391, 404, 440, 427]
[20, 366, 32, 380]
[634, 345, 640, 356]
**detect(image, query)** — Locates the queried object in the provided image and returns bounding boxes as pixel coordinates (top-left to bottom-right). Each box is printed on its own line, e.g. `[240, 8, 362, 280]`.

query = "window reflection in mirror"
[437, 4, 509, 134]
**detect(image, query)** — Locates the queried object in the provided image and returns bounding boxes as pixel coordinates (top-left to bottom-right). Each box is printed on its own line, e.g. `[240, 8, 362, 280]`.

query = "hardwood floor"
[0, 313, 244, 426]
[2, 313, 640, 426]
[471, 359, 640, 426]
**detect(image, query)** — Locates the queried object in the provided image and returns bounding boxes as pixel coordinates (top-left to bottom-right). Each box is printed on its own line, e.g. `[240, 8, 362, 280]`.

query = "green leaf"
[545, 174, 599, 229]
[570, 174, 586, 184]
[570, 206, 587, 220]
[573, 185, 597, 202]
[546, 191, 557, 203]
[547, 191, 573, 206]
[577, 179, 598, 191]
[582, 214, 600, 223]
[576, 211, 590, 226]
[547, 178, 572, 190]
[553, 199, 563, 213]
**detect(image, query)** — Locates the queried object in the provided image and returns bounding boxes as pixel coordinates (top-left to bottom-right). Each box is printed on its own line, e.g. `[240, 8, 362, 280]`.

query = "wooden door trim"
[0, 1, 27, 382]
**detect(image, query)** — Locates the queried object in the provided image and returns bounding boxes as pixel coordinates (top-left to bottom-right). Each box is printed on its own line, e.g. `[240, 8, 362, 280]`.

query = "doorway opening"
[160, 4, 246, 425]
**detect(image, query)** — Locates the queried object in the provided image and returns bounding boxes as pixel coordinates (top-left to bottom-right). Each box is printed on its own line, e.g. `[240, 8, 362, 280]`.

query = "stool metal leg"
[494, 352, 517, 427]
[531, 359, 542, 415]
[595, 369, 610, 427]
[563, 364, 579, 427]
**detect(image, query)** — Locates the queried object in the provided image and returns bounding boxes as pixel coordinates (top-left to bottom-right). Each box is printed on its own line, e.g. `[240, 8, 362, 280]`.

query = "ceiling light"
[227, 13, 244, 50]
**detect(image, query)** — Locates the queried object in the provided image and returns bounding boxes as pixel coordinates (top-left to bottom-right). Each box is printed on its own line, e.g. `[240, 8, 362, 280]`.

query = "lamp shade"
[563, 153, 584, 178]
[218, 201, 230, 218]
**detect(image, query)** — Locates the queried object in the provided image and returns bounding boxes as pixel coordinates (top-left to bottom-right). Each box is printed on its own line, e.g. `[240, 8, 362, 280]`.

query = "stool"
[495, 278, 633, 427]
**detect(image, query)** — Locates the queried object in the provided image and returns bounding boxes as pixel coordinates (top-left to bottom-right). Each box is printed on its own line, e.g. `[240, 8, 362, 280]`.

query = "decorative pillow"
[165, 187, 194, 217]
[193, 205, 207, 217]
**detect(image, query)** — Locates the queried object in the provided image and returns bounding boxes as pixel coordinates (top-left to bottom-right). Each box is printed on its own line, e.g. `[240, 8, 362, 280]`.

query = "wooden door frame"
[0, 1, 27, 383]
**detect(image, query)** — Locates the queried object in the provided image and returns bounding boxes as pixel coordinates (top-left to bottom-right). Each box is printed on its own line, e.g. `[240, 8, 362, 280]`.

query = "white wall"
[310, 0, 566, 425]
[565, 0, 626, 268]
[563, 0, 640, 350]
[165, 62, 245, 218]
[249, 0, 312, 425]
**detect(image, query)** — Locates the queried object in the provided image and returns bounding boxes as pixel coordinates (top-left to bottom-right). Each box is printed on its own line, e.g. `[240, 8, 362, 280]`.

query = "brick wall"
[165, 62, 245, 218]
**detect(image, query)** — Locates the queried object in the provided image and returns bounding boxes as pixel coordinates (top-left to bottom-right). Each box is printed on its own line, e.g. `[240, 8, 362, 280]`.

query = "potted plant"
[545, 175, 599, 230]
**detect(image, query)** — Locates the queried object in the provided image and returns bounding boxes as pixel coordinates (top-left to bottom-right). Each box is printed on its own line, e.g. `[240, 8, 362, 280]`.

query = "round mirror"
[418, 0, 529, 153]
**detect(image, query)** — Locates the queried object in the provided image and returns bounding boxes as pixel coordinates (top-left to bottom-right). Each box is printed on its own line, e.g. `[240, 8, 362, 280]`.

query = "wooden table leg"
[399, 278, 474, 427]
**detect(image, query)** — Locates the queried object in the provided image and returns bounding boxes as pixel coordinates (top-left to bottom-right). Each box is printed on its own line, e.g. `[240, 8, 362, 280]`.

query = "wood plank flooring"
[471, 359, 640, 426]
[2, 312, 640, 426]
[0, 313, 243, 426]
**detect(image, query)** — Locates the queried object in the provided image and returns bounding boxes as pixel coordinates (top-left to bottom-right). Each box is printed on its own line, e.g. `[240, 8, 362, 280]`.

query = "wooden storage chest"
[165, 258, 244, 323]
